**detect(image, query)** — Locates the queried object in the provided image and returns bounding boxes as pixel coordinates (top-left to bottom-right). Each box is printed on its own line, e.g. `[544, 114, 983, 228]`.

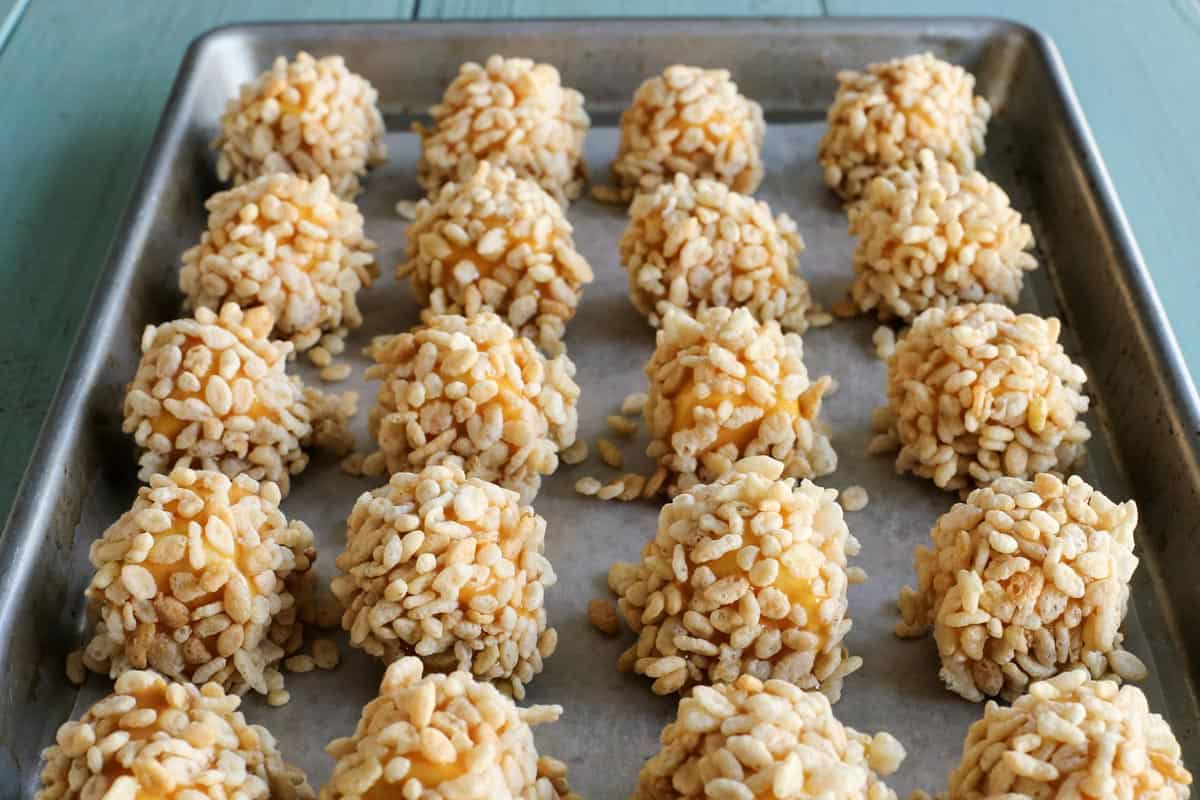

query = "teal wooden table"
[1, 0, 1197, 524]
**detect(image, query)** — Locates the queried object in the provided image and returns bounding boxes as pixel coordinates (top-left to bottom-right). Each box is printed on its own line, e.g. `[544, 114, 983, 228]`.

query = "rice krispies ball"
[397, 163, 594, 356]
[321, 657, 580, 800]
[122, 303, 320, 496]
[416, 54, 589, 205]
[879, 303, 1090, 491]
[81, 468, 315, 696]
[941, 670, 1191, 798]
[644, 307, 835, 496]
[896, 474, 1143, 703]
[847, 149, 1037, 321]
[633, 674, 905, 800]
[330, 463, 558, 698]
[214, 52, 386, 199]
[366, 312, 580, 503]
[609, 456, 863, 699]
[620, 173, 813, 331]
[37, 670, 313, 800]
[609, 65, 765, 203]
[180, 173, 378, 353]
[819, 52, 991, 200]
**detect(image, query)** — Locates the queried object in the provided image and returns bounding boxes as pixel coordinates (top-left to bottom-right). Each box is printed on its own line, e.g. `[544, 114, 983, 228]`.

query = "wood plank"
[419, 0, 823, 19]
[0, 0, 412, 525]
[827, 0, 1200, 379]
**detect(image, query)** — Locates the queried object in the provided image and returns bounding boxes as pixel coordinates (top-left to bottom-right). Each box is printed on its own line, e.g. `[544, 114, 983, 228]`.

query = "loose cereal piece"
[941, 671, 1191, 798]
[180, 174, 377, 353]
[609, 65, 764, 202]
[397, 163, 593, 355]
[321, 657, 576, 799]
[37, 671, 313, 800]
[574, 476, 602, 496]
[313, 638, 340, 670]
[80, 468, 315, 695]
[897, 474, 1141, 702]
[607, 414, 639, 437]
[840, 485, 869, 511]
[621, 391, 648, 415]
[330, 463, 557, 699]
[609, 457, 863, 699]
[644, 307, 836, 496]
[848, 149, 1037, 321]
[365, 312, 580, 503]
[596, 437, 624, 469]
[64, 650, 85, 686]
[416, 55, 589, 205]
[285, 654, 316, 673]
[621, 173, 812, 331]
[886, 303, 1090, 490]
[588, 598, 620, 636]
[819, 52, 990, 200]
[872, 325, 897, 360]
[122, 303, 317, 494]
[214, 52, 386, 199]
[561, 439, 588, 465]
[633, 674, 904, 799]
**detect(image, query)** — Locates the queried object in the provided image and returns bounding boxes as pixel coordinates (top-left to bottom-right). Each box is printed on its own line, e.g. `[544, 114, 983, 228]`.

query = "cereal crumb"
[361, 451, 388, 477]
[596, 480, 625, 501]
[266, 689, 291, 707]
[65, 650, 85, 685]
[575, 476, 602, 496]
[396, 199, 418, 220]
[831, 299, 859, 318]
[848, 566, 868, 585]
[590, 183, 622, 204]
[561, 440, 589, 465]
[606, 415, 639, 437]
[313, 638, 341, 670]
[642, 467, 668, 498]
[872, 325, 897, 360]
[284, 654, 316, 673]
[340, 452, 366, 476]
[308, 346, 333, 368]
[588, 599, 620, 636]
[621, 392, 648, 415]
[596, 437, 623, 469]
[618, 473, 646, 501]
[320, 362, 353, 382]
[840, 485, 869, 512]
[808, 310, 834, 327]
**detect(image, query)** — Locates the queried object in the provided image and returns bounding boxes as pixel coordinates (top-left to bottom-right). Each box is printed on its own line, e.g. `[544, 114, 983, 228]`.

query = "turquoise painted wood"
[0, 0, 412, 523]
[1, 0, 1197, 531]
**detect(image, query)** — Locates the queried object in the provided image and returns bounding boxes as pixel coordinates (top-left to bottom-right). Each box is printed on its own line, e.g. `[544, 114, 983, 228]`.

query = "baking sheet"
[60, 121, 1168, 797]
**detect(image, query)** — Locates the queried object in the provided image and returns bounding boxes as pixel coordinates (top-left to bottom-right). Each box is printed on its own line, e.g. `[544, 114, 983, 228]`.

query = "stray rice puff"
[80, 468, 315, 696]
[37, 670, 313, 800]
[609, 456, 863, 700]
[331, 462, 557, 699]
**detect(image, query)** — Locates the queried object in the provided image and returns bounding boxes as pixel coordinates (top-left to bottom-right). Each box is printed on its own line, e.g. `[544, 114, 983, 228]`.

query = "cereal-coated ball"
[81, 468, 315, 695]
[321, 657, 580, 800]
[645, 307, 835, 496]
[897, 474, 1144, 702]
[214, 52, 386, 199]
[397, 163, 594, 356]
[877, 303, 1090, 490]
[180, 173, 378, 353]
[941, 670, 1191, 798]
[331, 462, 558, 698]
[37, 670, 313, 800]
[366, 312, 580, 503]
[416, 54, 589, 205]
[609, 456, 862, 699]
[621, 173, 812, 331]
[123, 304, 322, 495]
[609, 65, 765, 203]
[633, 674, 905, 800]
[848, 149, 1037, 321]
[819, 52, 991, 200]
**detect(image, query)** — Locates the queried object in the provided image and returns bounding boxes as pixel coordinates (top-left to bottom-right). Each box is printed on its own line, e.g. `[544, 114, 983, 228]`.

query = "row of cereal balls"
[37, 49, 1192, 799]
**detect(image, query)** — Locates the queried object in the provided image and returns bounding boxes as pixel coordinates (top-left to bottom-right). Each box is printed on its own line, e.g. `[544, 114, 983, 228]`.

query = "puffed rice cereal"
[415, 54, 589, 205]
[80, 468, 315, 695]
[878, 303, 1090, 490]
[644, 307, 835, 496]
[180, 173, 378, 352]
[609, 456, 862, 699]
[939, 670, 1191, 798]
[396, 163, 593, 355]
[330, 463, 557, 698]
[633, 674, 904, 799]
[37, 670, 312, 800]
[848, 149, 1037, 321]
[321, 656, 580, 799]
[608, 65, 765, 202]
[819, 52, 990, 200]
[365, 312, 579, 503]
[897, 474, 1143, 702]
[620, 173, 813, 331]
[214, 52, 386, 199]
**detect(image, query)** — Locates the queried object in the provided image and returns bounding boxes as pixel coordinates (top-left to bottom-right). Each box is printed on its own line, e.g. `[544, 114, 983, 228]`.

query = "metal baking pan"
[3, 18, 1198, 798]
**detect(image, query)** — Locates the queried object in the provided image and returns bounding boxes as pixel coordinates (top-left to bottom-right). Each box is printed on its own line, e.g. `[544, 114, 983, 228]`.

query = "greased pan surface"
[2, 19, 1198, 798]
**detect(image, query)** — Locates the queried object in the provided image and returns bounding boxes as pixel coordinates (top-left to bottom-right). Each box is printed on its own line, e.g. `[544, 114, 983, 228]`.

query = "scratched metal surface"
[2, 19, 1198, 798]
